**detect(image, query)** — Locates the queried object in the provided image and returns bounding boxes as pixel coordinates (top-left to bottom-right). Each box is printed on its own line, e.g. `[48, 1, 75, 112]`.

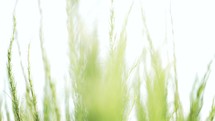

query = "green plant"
[207, 98, 215, 121]
[25, 44, 40, 121]
[2, 0, 215, 121]
[7, 16, 22, 121]
[38, 0, 61, 119]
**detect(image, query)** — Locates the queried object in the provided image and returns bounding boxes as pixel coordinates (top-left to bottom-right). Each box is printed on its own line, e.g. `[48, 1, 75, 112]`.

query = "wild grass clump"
[187, 60, 213, 121]
[1, 0, 215, 121]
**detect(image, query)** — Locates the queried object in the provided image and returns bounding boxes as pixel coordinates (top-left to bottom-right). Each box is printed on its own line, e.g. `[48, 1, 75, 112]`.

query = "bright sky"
[1, 0, 215, 120]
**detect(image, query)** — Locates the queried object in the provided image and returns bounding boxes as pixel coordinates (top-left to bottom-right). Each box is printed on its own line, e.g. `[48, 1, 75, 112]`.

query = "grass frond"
[38, 0, 60, 120]
[187, 59, 213, 121]
[7, 15, 22, 121]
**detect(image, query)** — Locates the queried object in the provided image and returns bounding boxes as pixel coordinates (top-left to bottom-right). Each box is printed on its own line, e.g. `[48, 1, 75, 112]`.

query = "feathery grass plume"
[92, 2, 133, 121]
[139, 3, 169, 121]
[187, 59, 213, 121]
[7, 15, 22, 121]
[68, 29, 99, 121]
[79, 29, 127, 121]
[25, 43, 40, 121]
[78, 37, 101, 121]
[66, 0, 86, 120]
[37, 0, 61, 120]
[66, 0, 79, 88]
[207, 98, 215, 121]
[37, 0, 51, 120]
[100, 43, 127, 121]
[144, 51, 169, 121]
[88, 3, 134, 121]
[169, 0, 184, 120]
[66, 0, 79, 82]
[67, 1, 133, 120]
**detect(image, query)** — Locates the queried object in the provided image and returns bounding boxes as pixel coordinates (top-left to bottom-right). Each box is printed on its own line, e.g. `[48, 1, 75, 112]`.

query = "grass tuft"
[187, 59, 213, 121]
[2, 1, 215, 121]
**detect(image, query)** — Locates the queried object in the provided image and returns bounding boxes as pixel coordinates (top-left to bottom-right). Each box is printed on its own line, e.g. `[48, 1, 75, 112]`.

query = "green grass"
[1, 0, 215, 121]
[7, 15, 22, 121]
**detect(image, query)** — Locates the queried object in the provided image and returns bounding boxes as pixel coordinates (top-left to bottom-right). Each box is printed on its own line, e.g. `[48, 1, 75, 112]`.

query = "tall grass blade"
[38, 0, 60, 120]
[187, 59, 213, 121]
[169, 0, 184, 120]
[140, 3, 169, 121]
[7, 15, 22, 121]
[26, 44, 40, 121]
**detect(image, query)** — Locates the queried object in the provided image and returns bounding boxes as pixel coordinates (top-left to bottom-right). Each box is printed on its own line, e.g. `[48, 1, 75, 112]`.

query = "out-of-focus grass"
[38, 0, 61, 120]
[67, 0, 132, 120]
[207, 98, 215, 121]
[187, 60, 213, 121]
[1, 0, 215, 121]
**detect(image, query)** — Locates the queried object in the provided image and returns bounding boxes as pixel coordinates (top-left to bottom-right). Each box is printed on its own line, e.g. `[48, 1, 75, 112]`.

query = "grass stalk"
[139, 3, 169, 121]
[26, 44, 40, 121]
[37, 0, 60, 120]
[37, 0, 51, 120]
[187, 59, 213, 121]
[169, 0, 184, 120]
[7, 15, 22, 121]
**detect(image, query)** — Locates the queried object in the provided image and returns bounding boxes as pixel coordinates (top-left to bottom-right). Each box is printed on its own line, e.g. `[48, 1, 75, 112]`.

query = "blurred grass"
[207, 98, 215, 121]
[38, 0, 61, 119]
[1, 0, 215, 121]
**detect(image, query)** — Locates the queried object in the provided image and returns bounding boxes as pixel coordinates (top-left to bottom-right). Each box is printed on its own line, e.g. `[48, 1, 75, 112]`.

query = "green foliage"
[187, 60, 213, 121]
[2, 0, 215, 121]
